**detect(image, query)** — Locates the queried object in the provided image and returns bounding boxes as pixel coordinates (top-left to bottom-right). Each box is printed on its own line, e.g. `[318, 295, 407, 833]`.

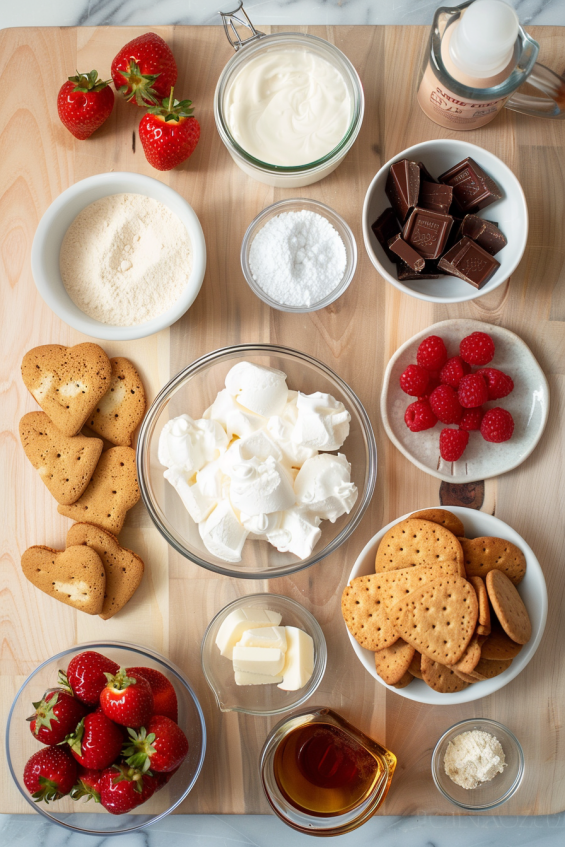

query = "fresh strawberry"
[429, 384, 463, 425]
[70, 766, 102, 803]
[61, 651, 119, 707]
[459, 407, 484, 432]
[416, 336, 448, 372]
[459, 331, 495, 366]
[123, 715, 188, 773]
[399, 364, 429, 397]
[100, 669, 153, 728]
[440, 356, 471, 389]
[480, 408, 514, 443]
[23, 747, 77, 804]
[476, 367, 514, 400]
[57, 70, 114, 140]
[439, 428, 469, 462]
[111, 32, 177, 106]
[28, 689, 88, 746]
[457, 373, 489, 408]
[404, 399, 437, 432]
[139, 88, 200, 171]
[127, 667, 178, 722]
[99, 764, 149, 814]
[66, 712, 123, 770]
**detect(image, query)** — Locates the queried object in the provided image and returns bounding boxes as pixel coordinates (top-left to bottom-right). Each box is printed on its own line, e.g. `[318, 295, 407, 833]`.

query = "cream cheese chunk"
[278, 626, 314, 691]
[239, 626, 288, 652]
[232, 645, 285, 676]
[215, 607, 282, 659]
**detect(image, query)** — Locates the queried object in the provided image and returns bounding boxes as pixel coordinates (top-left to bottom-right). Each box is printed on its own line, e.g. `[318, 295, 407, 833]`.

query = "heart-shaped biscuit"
[66, 523, 144, 620]
[460, 537, 526, 585]
[87, 358, 146, 447]
[21, 545, 105, 614]
[19, 412, 103, 505]
[21, 343, 111, 437]
[58, 447, 140, 535]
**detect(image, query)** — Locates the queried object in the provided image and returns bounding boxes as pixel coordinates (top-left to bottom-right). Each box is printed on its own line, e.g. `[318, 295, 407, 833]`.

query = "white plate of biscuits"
[342, 507, 547, 704]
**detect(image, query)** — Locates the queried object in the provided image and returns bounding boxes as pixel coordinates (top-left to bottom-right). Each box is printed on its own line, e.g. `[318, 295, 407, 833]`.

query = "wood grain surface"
[0, 25, 564, 817]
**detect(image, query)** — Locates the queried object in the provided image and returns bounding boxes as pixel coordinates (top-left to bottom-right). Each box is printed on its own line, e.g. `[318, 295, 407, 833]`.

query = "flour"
[60, 193, 192, 326]
[444, 730, 507, 789]
[248, 210, 347, 308]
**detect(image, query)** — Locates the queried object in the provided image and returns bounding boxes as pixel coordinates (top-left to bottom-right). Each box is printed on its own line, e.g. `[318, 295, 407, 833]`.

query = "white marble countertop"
[1, 1, 564, 845]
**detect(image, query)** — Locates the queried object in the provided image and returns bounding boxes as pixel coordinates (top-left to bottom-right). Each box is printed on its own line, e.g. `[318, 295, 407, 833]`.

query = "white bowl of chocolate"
[362, 140, 528, 304]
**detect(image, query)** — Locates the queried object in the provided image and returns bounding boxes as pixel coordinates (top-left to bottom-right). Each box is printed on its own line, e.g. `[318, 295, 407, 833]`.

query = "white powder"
[60, 193, 192, 326]
[444, 730, 507, 789]
[248, 210, 347, 308]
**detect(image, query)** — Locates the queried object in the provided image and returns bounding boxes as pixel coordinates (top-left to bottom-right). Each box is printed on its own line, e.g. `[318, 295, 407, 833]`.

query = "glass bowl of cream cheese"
[137, 344, 377, 579]
[214, 14, 364, 188]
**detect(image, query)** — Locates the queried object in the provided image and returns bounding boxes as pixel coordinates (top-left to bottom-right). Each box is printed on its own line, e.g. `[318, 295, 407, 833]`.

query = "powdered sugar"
[60, 193, 192, 326]
[248, 210, 347, 308]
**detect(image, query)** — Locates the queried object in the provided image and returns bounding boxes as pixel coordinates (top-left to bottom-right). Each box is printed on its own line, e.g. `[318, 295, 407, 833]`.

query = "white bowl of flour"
[31, 172, 206, 340]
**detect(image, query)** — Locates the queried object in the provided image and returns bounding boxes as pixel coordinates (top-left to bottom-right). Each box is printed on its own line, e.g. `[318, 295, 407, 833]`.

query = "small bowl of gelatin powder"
[432, 718, 524, 811]
[241, 199, 357, 313]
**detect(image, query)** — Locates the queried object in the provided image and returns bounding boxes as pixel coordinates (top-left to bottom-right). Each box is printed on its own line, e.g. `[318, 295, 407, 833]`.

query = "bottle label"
[417, 65, 508, 128]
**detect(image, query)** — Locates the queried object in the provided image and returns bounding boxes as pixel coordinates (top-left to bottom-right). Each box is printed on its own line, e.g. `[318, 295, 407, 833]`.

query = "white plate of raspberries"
[381, 319, 550, 483]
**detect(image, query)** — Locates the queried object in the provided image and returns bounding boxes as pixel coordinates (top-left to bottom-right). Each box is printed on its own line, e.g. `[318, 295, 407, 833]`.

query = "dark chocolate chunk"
[418, 162, 438, 183]
[385, 159, 420, 222]
[387, 234, 426, 272]
[397, 261, 441, 281]
[402, 207, 453, 260]
[419, 181, 454, 214]
[437, 236, 500, 288]
[371, 207, 401, 263]
[438, 157, 502, 213]
[461, 215, 507, 255]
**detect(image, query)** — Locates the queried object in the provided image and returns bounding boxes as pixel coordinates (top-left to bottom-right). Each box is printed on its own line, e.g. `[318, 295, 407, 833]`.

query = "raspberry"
[420, 376, 441, 399]
[460, 407, 484, 431]
[459, 331, 495, 366]
[439, 428, 469, 462]
[440, 356, 471, 389]
[404, 399, 437, 432]
[458, 373, 489, 408]
[399, 364, 429, 397]
[429, 384, 463, 425]
[416, 336, 448, 372]
[476, 368, 514, 400]
[480, 408, 514, 443]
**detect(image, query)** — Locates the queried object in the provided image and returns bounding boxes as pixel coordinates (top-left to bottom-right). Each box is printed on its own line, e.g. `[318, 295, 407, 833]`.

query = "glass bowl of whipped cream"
[214, 21, 364, 188]
[137, 344, 377, 579]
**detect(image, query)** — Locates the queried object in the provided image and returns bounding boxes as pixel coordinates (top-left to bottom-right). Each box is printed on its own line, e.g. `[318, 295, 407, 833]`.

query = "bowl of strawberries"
[6, 642, 206, 835]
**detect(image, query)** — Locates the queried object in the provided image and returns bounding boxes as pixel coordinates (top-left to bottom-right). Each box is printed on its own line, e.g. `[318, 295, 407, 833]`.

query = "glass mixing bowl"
[5, 641, 206, 836]
[137, 344, 377, 579]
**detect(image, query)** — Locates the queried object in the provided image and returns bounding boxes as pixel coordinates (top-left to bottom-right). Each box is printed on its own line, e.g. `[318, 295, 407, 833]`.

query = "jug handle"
[505, 62, 565, 119]
[219, 1, 265, 52]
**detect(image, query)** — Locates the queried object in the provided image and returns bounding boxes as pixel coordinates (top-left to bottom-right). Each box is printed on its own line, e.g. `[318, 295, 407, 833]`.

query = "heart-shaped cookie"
[19, 412, 103, 505]
[57, 446, 140, 535]
[66, 523, 144, 620]
[87, 357, 146, 447]
[21, 545, 105, 614]
[21, 343, 111, 437]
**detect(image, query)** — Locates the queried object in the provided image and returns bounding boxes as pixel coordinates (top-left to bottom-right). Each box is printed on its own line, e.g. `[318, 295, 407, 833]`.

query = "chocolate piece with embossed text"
[437, 237, 500, 288]
[438, 157, 502, 213]
[461, 215, 507, 255]
[419, 181, 453, 214]
[402, 207, 453, 260]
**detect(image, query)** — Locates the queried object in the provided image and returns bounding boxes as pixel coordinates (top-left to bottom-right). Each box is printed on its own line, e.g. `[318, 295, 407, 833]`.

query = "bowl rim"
[431, 717, 525, 810]
[200, 592, 328, 716]
[380, 318, 550, 483]
[5, 640, 207, 836]
[30, 171, 207, 341]
[137, 342, 377, 580]
[361, 139, 529, 304]
[345, 506, 548, 705]
[240, 197, 358, 313]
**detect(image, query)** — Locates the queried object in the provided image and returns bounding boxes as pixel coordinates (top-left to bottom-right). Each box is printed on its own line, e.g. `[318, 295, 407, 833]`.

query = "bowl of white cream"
[214, 32, 364, 188]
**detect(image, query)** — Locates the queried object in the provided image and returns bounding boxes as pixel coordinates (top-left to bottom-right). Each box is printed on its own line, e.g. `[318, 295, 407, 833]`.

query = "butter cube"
[215, 607, 282, 659]
[239, 626, 287, 653]
[232, 645, 285, 676]
[277, 626, 314, 691]
[234, 670, 283, 686]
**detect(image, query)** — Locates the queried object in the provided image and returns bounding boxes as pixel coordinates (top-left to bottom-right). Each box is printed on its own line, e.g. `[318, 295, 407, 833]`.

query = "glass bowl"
[240, 198, 357, 313]
[431, 718, 525, 811]
[201, 593, 327, 715]
[5, 641, 206, 836]
[137, 344, 377, 579]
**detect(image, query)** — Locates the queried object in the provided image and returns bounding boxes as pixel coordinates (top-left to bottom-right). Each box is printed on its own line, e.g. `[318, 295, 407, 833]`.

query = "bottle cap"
[449, 0, 519, 79]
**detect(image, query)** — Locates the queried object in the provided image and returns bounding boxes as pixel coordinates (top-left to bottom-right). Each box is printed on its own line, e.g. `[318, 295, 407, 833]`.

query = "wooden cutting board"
[1, 24, 564, 817]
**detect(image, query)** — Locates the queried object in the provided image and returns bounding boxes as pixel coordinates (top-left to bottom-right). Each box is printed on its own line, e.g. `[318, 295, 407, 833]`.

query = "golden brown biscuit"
[374, 639, 415, 685]
[469, 575, 491, 637]
[486, 569, 532, 645]
[460, 537, 526, 585]
[468, 657, 513, 680]
[480, 622, 523, 661]
[421, 655, 469, 693]
[408, 651, 423, 679]
[88, 358, 146, 447]
[375, 519, 464, 576]
[21, 343, 111, 437]
[341, 576, 398, 652]
[21, 544, 105, 614]
[447, 635, 481, 674]
[410, 509, 464, 538]
[393, 671, 414, 689]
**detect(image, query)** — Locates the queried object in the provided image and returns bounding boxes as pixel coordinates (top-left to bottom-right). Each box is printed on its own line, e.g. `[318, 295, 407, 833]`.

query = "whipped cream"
[159, 361, 358, 563]
[225, 48, 352, 167]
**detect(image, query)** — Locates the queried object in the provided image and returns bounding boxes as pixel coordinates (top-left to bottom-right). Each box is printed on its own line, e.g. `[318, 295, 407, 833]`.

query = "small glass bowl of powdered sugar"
[431, 718, 524, 811]
[241, 199, 357, 312]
